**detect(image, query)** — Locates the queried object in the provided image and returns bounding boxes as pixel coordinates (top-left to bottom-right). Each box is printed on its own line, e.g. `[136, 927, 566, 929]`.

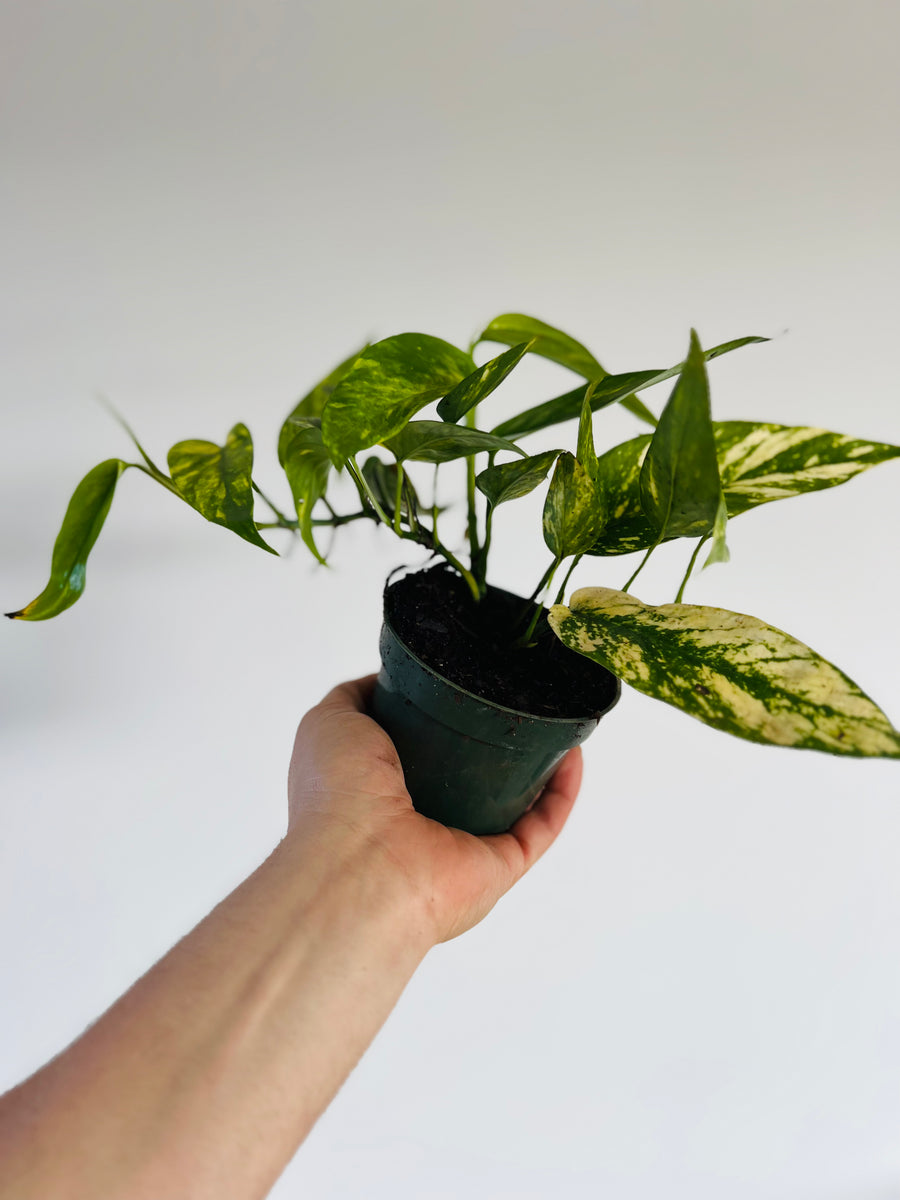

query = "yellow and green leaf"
[6, 459, 128, 620]
[321, 333, 474, 464]
[278, 344, 366, 466]
[549, 587, 900, 757]
[543, 452, 607, 560]
[382, 420, 525, 464]
[475, 449, 562, 508]
[588, 421, 900, 557]
[476, 313, 604, 380]
[715, 422, 900, 514]
[437, 341, 534, 423]
[168, 424, 276, 555]
[282, 425, 332, 563]
[491, 334, 768, 440]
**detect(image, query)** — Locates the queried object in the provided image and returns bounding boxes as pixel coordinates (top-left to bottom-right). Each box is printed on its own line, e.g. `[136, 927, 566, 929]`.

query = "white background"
[2, 2, 899, 1196]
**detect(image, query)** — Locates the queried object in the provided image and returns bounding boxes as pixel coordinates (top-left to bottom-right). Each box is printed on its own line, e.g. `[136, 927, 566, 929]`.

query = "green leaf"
[715, 422, 900, 515]
[278, 345, 365, 466]
[476, 314, 604, 380]
[542, 452, 607, 559]
[282, 425, 332, 564]
[475, 449, 562, 507]
[577, 386, 599, 480]
[704, 494, 730, 568]
[549, 588, 900, 757]
[321, 333, 474, 464]
[168, 424, 277, 555]
[361, 455, 419, 521]
[491, 335, 768, 439]
[640, 330, 722, 540]
[437, 341, 533, 423]
[6, 459, 127, 620]
[382, 420, 525, 464]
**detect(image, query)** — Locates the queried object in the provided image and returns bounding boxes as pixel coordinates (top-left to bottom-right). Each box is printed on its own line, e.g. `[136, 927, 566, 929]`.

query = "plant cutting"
[8, 314, 900, 833]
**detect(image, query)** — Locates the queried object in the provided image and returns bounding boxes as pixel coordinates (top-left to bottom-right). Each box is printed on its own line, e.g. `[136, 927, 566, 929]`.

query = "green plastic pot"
[371, 583, 620, 836]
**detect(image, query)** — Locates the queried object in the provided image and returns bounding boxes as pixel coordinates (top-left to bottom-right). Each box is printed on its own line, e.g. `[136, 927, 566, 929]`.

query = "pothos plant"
[8, 314, 900, 759]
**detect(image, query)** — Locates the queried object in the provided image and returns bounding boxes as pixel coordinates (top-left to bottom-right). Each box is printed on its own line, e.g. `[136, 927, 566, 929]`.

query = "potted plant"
[8, 314, 900, 834]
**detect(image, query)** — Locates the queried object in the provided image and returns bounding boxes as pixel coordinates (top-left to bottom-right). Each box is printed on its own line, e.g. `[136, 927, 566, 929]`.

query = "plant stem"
[674, 535, 709, 603]
[251, 482, 295, 529]
[256, 510, 372, 531]
[428, 500, 479, 602]
[465, 406, 480, 567]
[393, 464, 404, 536]
[527, 559, 558, 603]
[517, 559, 560, 647]
[553, 553, 583, 606]
[623, 534, 662, 593]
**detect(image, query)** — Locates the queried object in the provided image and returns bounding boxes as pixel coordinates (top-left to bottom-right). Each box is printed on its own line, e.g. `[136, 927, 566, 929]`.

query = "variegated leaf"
[577, 387, 600, 480]
[282, 425, 332, 563]
[437, 341, 533, 423]
[476, 313, 604, 380]
[715, 422, 900, 514]
[278, 345, 366, 466]
[475, 449, 561, 507]
[587, 420, 900, 557]
[382, 420, 524, 464]
[168, 424, 276, 554]
[543, 452, 607, 559]
[640, 330, 722, 540]
[549, 588, 900, 757]
[6, 459, 128, 620]
[321, 333, 474, 464]
[491, 335, 768, 439]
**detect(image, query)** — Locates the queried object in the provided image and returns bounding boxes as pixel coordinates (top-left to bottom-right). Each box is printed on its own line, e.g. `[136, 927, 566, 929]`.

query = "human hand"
[287, 674, 583, 945]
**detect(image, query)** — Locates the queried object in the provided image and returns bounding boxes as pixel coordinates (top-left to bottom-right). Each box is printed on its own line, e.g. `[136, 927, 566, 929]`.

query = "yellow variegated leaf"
[542, 453, 606, 559]
[549, 587, 900, 758]
[715, 423, 900, 514]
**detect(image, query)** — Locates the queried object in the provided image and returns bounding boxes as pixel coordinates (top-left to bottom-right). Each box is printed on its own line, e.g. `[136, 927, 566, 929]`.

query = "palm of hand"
[288, 676, 582, 944]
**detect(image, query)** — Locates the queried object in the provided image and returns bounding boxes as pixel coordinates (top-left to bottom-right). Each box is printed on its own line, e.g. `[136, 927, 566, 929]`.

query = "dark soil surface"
[384, 563, 619, 720]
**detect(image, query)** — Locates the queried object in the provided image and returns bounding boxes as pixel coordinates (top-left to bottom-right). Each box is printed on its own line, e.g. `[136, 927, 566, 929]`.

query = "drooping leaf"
[542, 452, 607, 559]
[278, 345, 365, 466]
[476, 313, 604, 380]
[475, 449, 562, 507]
[361, 455, 419, 521]
[6, 459, 128, 620]
[491, 335, 769, 439]
[168, 424, 276, 554]
[714, 422, 900, 515]
[437, 341, 533, 423]
[382, 420, 525, 464]
[549, 587, 900, 757]
[282, 425, 332, 563]
[321, 333, 474, 464]
[640, 330, 723, 540]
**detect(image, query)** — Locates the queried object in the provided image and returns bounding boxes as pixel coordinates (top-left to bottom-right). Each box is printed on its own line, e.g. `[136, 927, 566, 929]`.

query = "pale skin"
[0, 673, 583, 1200]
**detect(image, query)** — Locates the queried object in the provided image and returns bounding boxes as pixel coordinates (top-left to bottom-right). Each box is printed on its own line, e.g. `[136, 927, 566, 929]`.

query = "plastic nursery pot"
[370, 575, 620, 837]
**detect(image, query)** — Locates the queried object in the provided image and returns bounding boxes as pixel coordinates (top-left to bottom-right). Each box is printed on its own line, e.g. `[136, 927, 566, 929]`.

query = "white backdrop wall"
[2, 2, 899, 1197]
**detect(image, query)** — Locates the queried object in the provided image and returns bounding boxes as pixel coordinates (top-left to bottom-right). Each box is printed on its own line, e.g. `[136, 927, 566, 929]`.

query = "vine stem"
[516, 557, 561, 646]
[251, 482, 296, 530]
[553, 553, 583, 606]
[674, 535, 709, 603]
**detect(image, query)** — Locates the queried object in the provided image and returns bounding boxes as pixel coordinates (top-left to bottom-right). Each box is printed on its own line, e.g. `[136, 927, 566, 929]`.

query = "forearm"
[0, 829, 432, 1200]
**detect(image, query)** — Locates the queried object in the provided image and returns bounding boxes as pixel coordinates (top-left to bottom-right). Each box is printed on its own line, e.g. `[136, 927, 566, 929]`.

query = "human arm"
[0, 674, 582, 1200]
